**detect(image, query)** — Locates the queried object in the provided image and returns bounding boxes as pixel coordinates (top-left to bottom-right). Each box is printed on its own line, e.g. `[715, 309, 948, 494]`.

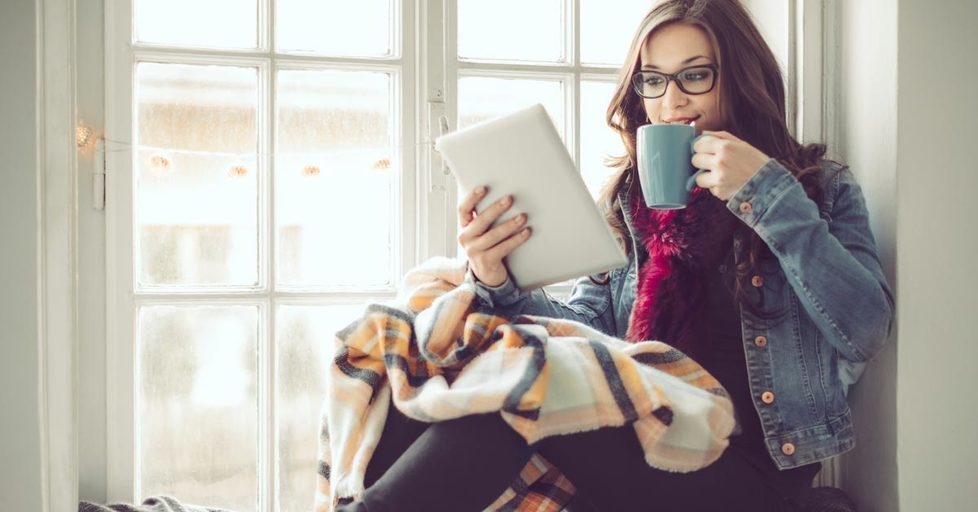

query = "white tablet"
[435, 104, 628, 290]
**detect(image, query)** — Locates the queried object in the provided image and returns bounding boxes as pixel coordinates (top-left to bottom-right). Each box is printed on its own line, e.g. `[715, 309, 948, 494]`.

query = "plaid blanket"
[315, 258, 735, 511]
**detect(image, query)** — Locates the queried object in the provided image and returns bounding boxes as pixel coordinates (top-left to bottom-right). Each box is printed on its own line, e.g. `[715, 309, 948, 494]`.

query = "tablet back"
[435, 104, 627, 290]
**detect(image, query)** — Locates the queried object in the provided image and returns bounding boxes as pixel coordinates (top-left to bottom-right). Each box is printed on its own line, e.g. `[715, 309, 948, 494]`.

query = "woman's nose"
[661, 80, 689, 109]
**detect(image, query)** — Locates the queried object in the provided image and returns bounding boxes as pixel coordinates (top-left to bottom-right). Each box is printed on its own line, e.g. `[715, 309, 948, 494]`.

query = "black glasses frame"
[631, 64, 720, 99]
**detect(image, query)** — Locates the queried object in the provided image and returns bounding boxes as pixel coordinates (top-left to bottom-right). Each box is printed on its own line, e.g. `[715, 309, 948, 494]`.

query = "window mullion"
[419, 0, 456, 260]
[262, 0, 275, 510]
[401, 0, 418, 282]
[572, 0, 581, 167]
[105, 0, 137, 502]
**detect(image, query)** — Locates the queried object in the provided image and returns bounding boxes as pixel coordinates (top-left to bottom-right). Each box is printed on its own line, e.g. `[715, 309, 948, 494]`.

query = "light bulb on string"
[75, 124, 96, 149]
[372, 157, 391, 171]
[149, 151, 172, 172]
[228, 163, 249, 178]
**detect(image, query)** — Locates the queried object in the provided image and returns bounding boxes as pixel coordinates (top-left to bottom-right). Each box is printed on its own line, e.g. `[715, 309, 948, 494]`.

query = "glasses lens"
[677, 66, 716, 94]
[633, 72, 667, 98]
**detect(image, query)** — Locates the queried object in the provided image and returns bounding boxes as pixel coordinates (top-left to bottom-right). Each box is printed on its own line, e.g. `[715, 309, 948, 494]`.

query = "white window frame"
[39, 0, 80, 509]
[100, 0, 829, 505]
[104, 0, 418, 505]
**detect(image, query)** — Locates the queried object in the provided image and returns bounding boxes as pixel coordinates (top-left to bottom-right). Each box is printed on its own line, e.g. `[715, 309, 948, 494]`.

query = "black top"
[692, 258, 821, 499]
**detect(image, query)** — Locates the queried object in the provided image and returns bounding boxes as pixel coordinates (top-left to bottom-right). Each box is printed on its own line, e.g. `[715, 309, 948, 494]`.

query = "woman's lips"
[661, 116, 699, 125]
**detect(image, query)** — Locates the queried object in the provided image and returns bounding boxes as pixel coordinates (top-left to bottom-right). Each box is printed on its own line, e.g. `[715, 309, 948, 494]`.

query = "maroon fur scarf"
[625, 184, 741, 352]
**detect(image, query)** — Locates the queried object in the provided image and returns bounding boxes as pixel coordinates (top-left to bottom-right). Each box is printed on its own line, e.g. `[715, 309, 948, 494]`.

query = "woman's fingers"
[484, 227, 532, 262]
[467, 212, 528, 252]
[691, 152, 713, 171]
[458, 194, 514, 243]
[457, 186, 488, 228]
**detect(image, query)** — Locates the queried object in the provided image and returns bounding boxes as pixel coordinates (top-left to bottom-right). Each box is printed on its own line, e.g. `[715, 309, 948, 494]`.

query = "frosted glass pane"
[276, 0, 393, 57]
[457, 76, 565, 140]
[135, 63, 259, 288]
[581, 0, 652, 66]
[138, 305, 259, 512]
[276, 69, 394, 288]
[135, 0, 257, 49]
[458, 0, 564, 62]
[581, 80, 625, 198]
[276, 304, 368, 512]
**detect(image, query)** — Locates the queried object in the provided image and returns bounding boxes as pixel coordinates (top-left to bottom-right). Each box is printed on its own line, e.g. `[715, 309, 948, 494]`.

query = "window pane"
[276, 0, 393, 57]
[458, 0, 564, 63]
[457, 76, 565, 140]
[276, 304, 367, 512]
[138, 305, 259, 512]
[276, 69, 394, 288]
[134, 0, 257, 49]
[135, 63, 259, 288]
[581, 80, 625, 198]
[581, 0, 651, 66]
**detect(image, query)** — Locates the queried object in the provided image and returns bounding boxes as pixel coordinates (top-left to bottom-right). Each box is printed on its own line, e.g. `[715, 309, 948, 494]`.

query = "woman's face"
[638, 23, 724, 131]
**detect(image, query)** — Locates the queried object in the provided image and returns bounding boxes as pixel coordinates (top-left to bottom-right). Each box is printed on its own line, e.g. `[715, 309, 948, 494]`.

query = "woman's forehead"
[640, 23, 715, 70]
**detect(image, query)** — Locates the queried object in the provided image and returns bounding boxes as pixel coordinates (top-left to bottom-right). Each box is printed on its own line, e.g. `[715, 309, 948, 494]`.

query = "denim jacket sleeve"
[727, 159, 896, 363]
[466, 266, 618, 336]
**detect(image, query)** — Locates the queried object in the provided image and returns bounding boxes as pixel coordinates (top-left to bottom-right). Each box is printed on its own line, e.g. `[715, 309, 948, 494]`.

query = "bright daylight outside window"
[116, 0, 647, 510]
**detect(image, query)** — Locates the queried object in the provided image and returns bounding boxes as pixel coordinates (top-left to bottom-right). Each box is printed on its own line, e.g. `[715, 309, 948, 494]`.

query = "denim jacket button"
[761, 391, 775, 404]
[781, 442, 796, 456]
[739, 201, 753, 214]
[751, 275, 764, 288]
[754, 335, 768, 347]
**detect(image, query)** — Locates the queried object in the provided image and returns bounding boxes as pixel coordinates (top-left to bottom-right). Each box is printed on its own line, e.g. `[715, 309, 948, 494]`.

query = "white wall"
[895, 0, 978, 510]
[831, 0, 900, 510]
[0, 0, 45, 510]
[835, 0, 978, 510]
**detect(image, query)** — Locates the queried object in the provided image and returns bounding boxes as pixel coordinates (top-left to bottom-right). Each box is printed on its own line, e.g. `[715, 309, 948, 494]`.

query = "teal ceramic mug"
[636, 123, 707, 209]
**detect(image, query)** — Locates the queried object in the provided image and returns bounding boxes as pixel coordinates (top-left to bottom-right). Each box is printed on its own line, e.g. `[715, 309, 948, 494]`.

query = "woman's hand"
[457, 186, 532, 287]
[690, 130, 771, 201]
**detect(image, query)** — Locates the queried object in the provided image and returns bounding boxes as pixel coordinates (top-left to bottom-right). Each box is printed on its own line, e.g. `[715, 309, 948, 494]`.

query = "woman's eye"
[682, 71, 707, 81]
[644, 76, 665, 85]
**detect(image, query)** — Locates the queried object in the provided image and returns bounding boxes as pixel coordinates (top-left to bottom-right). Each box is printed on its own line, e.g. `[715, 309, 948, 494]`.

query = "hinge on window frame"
[427, 101, 453, 192]
[92, 138, 106, 211]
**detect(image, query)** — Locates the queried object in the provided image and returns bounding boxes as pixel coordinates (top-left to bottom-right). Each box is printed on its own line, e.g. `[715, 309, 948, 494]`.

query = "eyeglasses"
[631, 64, 719, 99]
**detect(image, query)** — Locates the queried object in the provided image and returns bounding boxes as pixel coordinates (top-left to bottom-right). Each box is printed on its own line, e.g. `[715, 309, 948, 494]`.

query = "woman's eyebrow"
[641, 55, 711, 70]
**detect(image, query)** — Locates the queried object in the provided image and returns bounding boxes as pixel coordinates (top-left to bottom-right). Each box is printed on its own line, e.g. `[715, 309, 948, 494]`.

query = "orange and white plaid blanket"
[315, 257, 735, 511]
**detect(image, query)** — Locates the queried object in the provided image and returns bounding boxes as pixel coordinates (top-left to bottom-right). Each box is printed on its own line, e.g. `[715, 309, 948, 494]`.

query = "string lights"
[227, 164, 249, 177]
[149, 151, 172, 172]
[75, 124, 96, 148]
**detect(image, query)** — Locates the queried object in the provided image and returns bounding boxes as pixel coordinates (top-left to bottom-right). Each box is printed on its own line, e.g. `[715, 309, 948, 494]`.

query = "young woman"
[338, 1, 894, 510]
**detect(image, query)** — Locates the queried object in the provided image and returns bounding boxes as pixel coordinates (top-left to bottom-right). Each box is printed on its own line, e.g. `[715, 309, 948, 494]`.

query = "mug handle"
[686, 134, 708, 192]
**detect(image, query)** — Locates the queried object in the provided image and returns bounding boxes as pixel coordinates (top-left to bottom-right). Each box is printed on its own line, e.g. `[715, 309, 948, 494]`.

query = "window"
[106, 1, 413, 510]
[104, 1, 808, 510]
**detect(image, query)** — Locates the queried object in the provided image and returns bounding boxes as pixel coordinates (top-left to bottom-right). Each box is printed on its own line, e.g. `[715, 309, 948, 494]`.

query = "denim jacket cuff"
[466, 266, 524, 308]
[726, 158, 800, 227]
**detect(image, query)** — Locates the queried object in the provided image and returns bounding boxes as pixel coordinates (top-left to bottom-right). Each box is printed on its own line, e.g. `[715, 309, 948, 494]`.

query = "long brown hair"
[595, 0, 834, 315]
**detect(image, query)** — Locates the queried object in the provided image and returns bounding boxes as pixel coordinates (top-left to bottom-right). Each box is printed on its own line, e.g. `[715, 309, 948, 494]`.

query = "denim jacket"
[470, 159, 896, 470]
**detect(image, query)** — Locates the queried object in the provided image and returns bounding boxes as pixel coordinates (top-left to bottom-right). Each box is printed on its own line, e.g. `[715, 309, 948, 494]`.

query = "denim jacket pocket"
[743, 256, 791, 326]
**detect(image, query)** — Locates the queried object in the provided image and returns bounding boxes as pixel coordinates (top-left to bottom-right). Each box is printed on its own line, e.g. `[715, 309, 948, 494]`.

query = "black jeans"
[336, 398, 804, 512]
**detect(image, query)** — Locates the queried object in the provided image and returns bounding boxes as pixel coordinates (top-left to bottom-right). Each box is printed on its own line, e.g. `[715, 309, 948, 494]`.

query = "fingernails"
[476, 186, 487, 195]
[502, 195, 513, 206]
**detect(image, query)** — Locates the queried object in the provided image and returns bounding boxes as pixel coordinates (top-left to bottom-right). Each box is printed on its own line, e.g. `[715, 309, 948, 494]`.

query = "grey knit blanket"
[78, 496, 233, 512]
